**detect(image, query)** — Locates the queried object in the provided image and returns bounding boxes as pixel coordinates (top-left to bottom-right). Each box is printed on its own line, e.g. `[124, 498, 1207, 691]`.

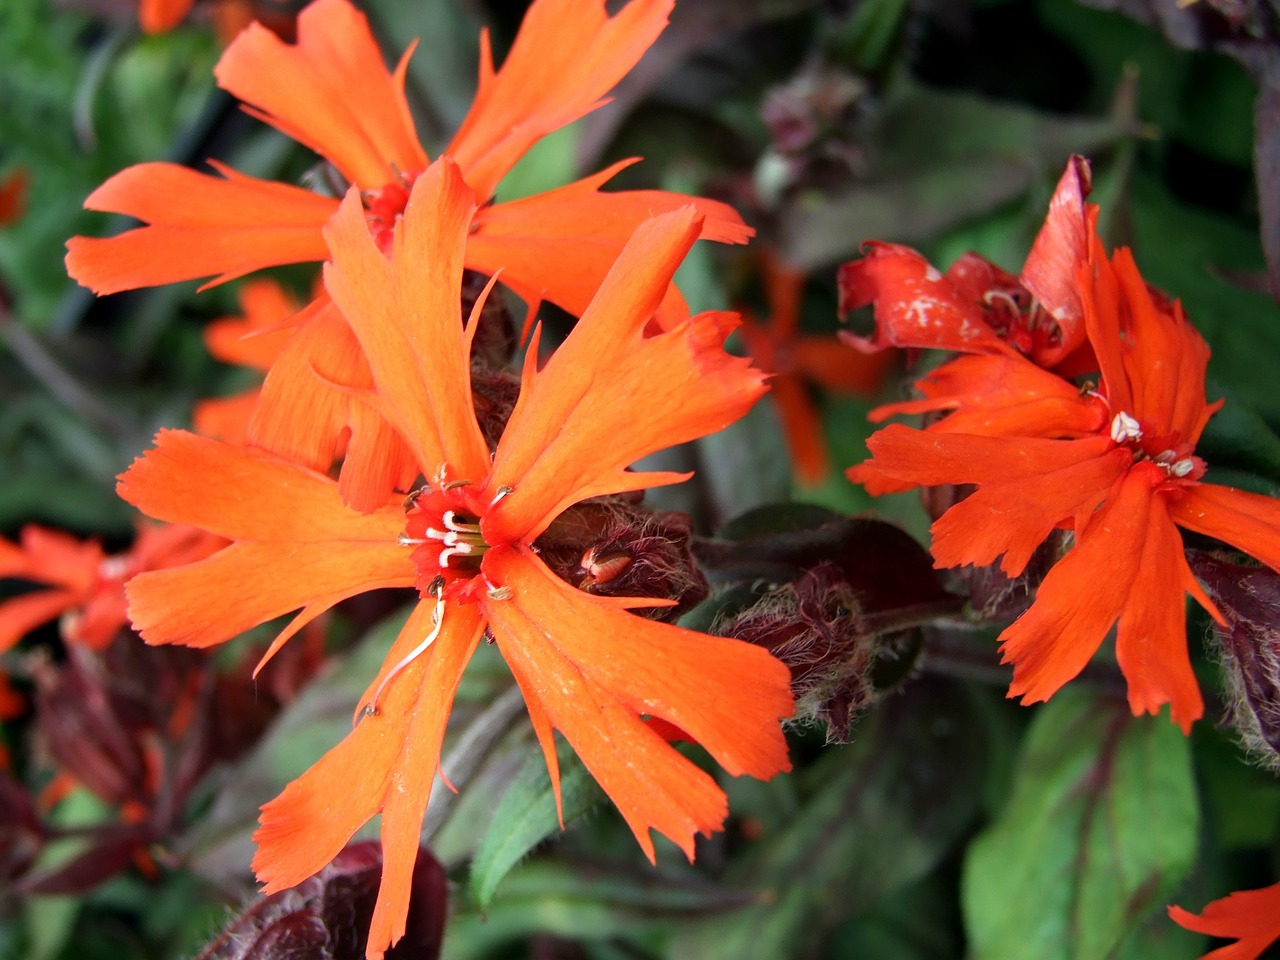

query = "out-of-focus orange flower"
[0, 169, 28, 226]
[119, 165, 792, 960]
[69, 0, 752, 513]
[137, 0, 294, 41]
[0, 522, 223, 652]
[0, 672, 23, 721]
[193, 278, 300, 444]
[848, 203, 1280, 732]
[738, 251, 893, 484]
[1170, 880, 1280, 960]
[838, 156, 1096, 375]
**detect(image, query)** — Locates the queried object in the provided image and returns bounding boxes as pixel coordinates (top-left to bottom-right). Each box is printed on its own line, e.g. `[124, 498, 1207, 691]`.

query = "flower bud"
[717, 562, 874, 740]
[1189, 550, 1280, 768]
[534, 498, 708, 621]
[193, 842, 446, 960]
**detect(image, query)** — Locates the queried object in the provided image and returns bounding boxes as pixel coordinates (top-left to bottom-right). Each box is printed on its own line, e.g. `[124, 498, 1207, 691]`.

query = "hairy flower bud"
[717, 563, 874, 740]
[1190, 550, 1280, 768]
[535, 497, 709, 620]
[194, 842, 446, 960]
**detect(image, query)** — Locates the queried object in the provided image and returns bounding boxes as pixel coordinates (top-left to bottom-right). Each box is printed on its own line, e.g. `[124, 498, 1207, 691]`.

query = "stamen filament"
[358, 594, 446, 724]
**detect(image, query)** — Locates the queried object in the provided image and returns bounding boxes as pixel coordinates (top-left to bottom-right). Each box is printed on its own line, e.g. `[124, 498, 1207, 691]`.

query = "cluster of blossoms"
[841, 157, 1280, 958]
[63, 0, 795, 955]
[37, 0, 1280, 957]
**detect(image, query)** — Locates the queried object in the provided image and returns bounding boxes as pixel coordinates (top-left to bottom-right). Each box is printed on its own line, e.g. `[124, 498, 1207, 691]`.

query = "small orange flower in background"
[1170, 880, 1280, 960]
[118, 162, 793, 959]
[0, 521, 222, 653]
[0, 169, 29, 227]
[847, 159, 1280, 732]
[737, 251, 893, 484]
[193, 277, 300, 445]
[68, 0, 753, 512]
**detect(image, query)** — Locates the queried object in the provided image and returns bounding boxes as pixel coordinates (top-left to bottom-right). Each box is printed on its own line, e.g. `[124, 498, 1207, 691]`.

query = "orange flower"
[68, 0, 752, 512]
[118, 161, 793, 959]
[193, 278, 300, 444]
[838, 156, 1095, 373]
[849, 224, 1280, 732]
[1170, 881, 1280, 960]
[0, 521, 222, 652]
[0, 169, 28, 226]
[737, 251, 893, 484]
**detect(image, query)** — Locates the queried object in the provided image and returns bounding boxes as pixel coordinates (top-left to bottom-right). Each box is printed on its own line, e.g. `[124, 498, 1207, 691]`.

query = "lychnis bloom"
[737, 251, 892, 484]
[118, 161, 793, 959]
[69, 0, 751, 512]
[838, 156, 1095, 374]
[849, 220, 1280, 731]
[0, 521, 221, 652]
[1170, 881, 1280, 960]
[193, 278, 301, 445]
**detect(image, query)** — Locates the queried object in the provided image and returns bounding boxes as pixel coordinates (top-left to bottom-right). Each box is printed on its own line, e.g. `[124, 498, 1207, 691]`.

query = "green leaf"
[1197, 380, 1280, 492]
[446, 860, 751, 960]
[469, 738, 605, 908]
[672, 678, 992, 959]
[962, 691, 1199, 960]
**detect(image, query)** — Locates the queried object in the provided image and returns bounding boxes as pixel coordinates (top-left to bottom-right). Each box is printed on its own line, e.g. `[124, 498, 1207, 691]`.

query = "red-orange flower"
[0, 521, 222, 652]
[1170, 881, 1280, 960]
[118, 161, 793, 959]
[193, 278, 300, 444]
[838, 156, 1095, 373]
[68, 0, 752, 512]
[737, 252, 893, 484]
[849, 224, 1280, 732]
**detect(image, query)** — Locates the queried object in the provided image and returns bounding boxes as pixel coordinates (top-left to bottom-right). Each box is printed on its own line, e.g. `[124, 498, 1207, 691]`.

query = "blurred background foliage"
[2, 0, 1280, 958]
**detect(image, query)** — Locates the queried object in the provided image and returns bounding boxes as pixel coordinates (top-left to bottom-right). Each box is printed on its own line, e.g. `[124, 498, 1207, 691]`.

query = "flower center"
[363, 169, 423, 254]
[401, 481, 492, 592]
[1107, 411, 1204, 481]
[981, 288, 1063, 358]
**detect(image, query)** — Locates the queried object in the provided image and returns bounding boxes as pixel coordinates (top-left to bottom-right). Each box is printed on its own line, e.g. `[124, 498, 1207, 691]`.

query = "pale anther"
[1170, 459, 1194, 478]
[1109, 411, 1142, 443]
[490, 485, 515, 507]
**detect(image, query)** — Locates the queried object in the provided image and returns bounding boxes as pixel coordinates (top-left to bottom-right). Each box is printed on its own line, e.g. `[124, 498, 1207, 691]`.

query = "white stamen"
[490, 485, 514, 507]
[1169, 458, 1194, 478]
[1109, 411, 1142, 443]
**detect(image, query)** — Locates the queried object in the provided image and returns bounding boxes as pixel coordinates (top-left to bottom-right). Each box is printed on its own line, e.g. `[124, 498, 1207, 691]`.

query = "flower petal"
[483, 546, 792, 859]
[467, 160, 751, 329]
[1019, 155, 1092, 364]
[118, 430, 411, 648]
[484, 208, 766, 542]
[252, 600, 479, 904]
[1169, 880, 1280, 960]
[836, 242, 1014, 355]
[446, 0, 673, 199]
[0, 590, 79, 653]
[869, 354, 1108, 438]
[138, 0, 191, 33]
[118, 430, 404, 542]
[323, 163, 491, 484]
[1170, 483, 1280, 574]
[769, 372, 829, 485]
[852, 424, 1114, 489]
[366, 604, 486, 959]
[1109, 247, 1215, 443]
[930, 447, 1128, 576]
[215, 0, 427, 189]
[66, 163, 335, 295]
[1000, 462, 1203, 730]
[204, 278, 298, 371]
